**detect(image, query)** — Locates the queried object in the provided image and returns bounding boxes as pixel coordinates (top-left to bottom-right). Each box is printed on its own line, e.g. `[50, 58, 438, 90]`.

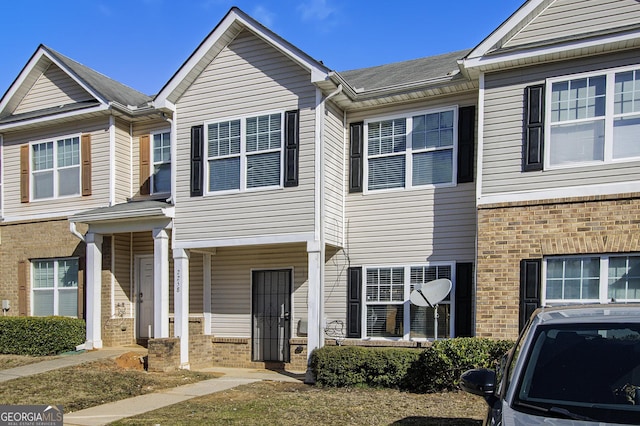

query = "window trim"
[363, 106, 459, 194]
[29, 134, 82, 201]
[542, 253, 640, 305]
[150, 129, 171, 195]
[362, 262, 456, 341]
[544, 64, 640, 170]
[204, 111, 284, 195]
[31, 257, 79, 317]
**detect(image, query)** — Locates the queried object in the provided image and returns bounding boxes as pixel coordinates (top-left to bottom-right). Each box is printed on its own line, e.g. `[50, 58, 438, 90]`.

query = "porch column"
[173, 248, 190, 369]
[85, 233, 103, 349]
[306, 241, 322, 382]
[153, 228, 170, 338]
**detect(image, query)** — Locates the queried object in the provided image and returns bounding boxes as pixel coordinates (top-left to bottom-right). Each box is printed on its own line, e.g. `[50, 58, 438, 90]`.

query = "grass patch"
[0, 358, 217, 413]
[112, 381, 486, 425]
[0, 354, 57, 370]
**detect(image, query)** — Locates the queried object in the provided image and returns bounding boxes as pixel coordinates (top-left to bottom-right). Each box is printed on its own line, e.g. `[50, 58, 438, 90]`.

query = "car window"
[513, 323, 640, 423]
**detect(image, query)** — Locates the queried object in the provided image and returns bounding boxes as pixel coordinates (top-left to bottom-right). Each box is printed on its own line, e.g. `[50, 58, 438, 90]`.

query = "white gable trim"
[0, 104, 108, 132]
[155, 8, 329, 105]
[465, 0, 547, 60]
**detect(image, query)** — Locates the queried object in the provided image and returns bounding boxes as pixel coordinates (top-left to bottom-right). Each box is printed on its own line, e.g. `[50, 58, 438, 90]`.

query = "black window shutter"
[523, 85, 545, 172]
[190, 125, 204, 197]
[349, 122, 364, 193]
[457, 106, 476, 183]
[454, 262, 474, 337]
[519, 259, 542, 331]
[346, 266, 362, 338]
[284, 110, 300, 187]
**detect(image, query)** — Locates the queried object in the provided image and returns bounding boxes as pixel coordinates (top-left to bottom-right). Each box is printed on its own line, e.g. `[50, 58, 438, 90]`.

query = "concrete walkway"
[1, 349, 304, 426]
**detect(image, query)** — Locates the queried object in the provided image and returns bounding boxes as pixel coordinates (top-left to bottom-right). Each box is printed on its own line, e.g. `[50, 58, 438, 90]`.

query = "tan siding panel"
[324, 102, 345, 247]
[482, 50, 640, 196]
[174, 30, 316, 242]
[114, 119, 132, 203]
[113, 233, 133, 317]
[506, 0, 640, 48]
[14, 64, 94, 115]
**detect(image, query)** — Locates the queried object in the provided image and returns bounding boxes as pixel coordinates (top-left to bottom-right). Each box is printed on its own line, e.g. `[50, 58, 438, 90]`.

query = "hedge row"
[310, 337, 514, 392]
[0, 316, 86, 356]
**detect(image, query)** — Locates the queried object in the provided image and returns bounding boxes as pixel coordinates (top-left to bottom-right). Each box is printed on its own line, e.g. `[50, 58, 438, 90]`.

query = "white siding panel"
[506, 0, 640, 48]
[174, 30, 317, 242]
[2, 118, 111, 220]
[482, 49, 640, 196]
[14, 64, 93, 115]
[210, 244, 308, 338]
[324, 102, 345, 247]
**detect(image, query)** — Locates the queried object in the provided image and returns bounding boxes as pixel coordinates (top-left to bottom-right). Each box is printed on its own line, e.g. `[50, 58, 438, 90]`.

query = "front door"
[252, 270, 291, 362]
[137, 256, 154, 339]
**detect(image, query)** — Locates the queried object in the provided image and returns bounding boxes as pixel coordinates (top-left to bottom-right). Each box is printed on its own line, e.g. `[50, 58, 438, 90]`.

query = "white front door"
[137, 256, 154, 339]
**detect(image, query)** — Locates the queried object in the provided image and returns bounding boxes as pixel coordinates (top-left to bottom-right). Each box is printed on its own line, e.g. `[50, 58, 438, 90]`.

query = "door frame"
[135, 254, 154, 340]
[250, 268, 293, 363]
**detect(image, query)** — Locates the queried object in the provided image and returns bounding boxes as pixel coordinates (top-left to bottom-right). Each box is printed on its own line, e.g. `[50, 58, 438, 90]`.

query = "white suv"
[460, 304, 640, 425]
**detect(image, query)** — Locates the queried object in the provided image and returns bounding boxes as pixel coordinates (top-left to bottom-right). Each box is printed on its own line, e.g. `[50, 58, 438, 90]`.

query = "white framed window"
[205, 113, 282, 193]
[546, 65, 640, 168]
[32, 258, 79, 317]
[364, 264, 453, 340]
[31, 135, 80, 200]
[151, 130, 171, 194]
[364, 107, 457, 192]
[543, 254, 640, 304]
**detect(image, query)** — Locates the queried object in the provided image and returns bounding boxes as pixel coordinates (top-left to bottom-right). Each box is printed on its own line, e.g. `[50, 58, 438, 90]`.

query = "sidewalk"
[64, 367, 304, 426]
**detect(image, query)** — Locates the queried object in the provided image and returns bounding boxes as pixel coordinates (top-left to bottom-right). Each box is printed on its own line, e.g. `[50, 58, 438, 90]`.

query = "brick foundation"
[477, 193, 640, 340]
[147, 338, 181, 372]
[102, 317, 135, 346]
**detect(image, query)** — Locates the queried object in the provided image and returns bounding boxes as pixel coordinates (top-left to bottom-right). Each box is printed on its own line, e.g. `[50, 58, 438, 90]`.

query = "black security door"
[252, 270, 291, 362]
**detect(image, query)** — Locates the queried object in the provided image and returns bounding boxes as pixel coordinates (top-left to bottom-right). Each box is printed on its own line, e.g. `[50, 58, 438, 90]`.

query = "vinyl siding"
[2, 118, 111, 220]
[13, 64, 93, 115]
[324, 101, 345, 247]
[209, 244, 308, 337]
[481, 49, 640, 197]
[344, 94, 478, 265]
[505, 0, 640, 49]
[174, 30, 317, 243]
[114, 119, 132, 203]
[113, 233, 133, 317]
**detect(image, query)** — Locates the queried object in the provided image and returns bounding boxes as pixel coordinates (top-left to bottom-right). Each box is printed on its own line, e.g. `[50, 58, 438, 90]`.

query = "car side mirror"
[460, 368, 497, 405]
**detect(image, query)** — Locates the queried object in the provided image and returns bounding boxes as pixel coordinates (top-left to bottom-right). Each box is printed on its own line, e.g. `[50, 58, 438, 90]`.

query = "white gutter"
[70, 221, 85, 242]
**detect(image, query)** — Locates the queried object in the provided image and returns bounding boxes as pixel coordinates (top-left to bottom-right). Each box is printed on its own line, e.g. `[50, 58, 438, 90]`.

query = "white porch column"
[153, 228, 170, 338]
[85, 233, 103, 349]
[173, 248, 190, 369]
[203, 253, 212, 335]
[306, 241, 322, 381]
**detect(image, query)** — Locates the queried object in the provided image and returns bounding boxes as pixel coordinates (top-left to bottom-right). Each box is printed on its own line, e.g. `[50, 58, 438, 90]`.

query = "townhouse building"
[1, 0, 638, 374]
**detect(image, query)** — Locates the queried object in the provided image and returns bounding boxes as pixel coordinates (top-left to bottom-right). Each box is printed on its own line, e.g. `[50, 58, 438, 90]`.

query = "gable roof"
[0, 45, 152, 128]
[155, 7, 330, 109]
[460, 0, 640, 75]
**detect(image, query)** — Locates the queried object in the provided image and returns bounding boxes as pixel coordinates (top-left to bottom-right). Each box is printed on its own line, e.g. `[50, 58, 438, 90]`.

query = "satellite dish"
[410, 278, 452, 307]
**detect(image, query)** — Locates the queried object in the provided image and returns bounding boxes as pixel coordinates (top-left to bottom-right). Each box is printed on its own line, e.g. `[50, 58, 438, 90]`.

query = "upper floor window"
[546, 66, 640, 167]
[32, 258, 79, 317]
[365, 108, 456, 191]
[206, 113, 282, 193]
[544, 254, 640, 304]
[32, 136, 80, 199]
[152, 131, 171, 194]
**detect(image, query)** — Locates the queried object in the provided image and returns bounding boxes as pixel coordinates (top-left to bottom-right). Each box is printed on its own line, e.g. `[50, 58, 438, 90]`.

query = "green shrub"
[310, 346, 421, 388]
[310, 338, 514, 392]
[0, 316, 86, 356]
[405, 337, 514, 393]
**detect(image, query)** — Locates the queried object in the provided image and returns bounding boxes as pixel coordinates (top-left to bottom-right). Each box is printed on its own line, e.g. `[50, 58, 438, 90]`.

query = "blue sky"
[0, 0, 525, 97]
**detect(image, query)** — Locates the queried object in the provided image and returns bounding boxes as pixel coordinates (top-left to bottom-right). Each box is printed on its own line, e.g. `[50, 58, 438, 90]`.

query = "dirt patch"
[114, 352, 146, 370]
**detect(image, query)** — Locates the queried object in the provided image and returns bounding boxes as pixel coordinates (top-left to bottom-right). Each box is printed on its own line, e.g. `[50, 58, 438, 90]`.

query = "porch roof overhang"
[69, 200, 174, 234]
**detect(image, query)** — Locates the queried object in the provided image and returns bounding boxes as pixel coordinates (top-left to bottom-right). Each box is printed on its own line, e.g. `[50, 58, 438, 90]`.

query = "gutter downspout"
[70, 221, 85, 243]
